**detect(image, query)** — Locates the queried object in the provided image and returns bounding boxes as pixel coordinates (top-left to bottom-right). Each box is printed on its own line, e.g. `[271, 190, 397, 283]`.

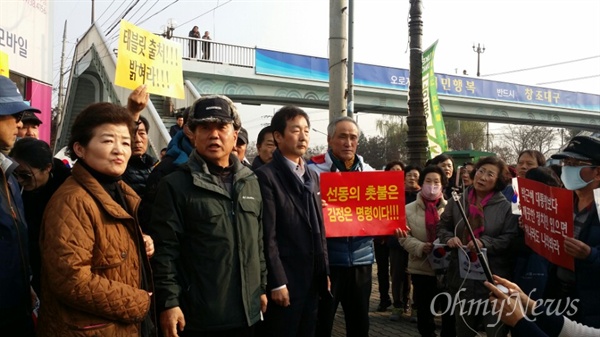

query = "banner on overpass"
[115, 20, 184, 99]
[255, 48, 599, 112]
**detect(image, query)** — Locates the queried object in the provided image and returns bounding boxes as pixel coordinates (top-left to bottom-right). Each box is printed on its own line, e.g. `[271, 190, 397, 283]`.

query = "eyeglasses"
[12, 111, 24, 123]
[561, 159, 596, 167]
[475, 168, 498, 179]
[13, 170, 34, 181]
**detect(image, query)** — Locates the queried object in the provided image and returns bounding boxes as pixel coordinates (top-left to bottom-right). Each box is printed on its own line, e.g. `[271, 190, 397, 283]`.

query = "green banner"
[422, 40, 448, 158]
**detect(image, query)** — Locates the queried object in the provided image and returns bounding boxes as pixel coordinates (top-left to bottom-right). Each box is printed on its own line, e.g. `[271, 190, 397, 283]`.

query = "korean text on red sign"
[320, 171, 406, 237]
[518, 177, 574, 271]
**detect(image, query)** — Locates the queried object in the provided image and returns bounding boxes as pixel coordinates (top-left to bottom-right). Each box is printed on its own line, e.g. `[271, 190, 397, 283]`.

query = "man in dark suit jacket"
[255, 106, 329, 337]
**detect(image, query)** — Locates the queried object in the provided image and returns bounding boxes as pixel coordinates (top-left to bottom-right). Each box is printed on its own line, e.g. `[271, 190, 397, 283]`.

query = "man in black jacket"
[151, 95, 267, 337]
[255, 106, 329, 337]
[123, 116, 158, 197]
[138, 108, 193, 228]
[251, 125, 276, 170]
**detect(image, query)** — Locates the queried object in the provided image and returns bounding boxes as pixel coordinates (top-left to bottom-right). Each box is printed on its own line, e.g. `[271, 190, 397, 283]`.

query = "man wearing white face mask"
[549, 135, 600, 328]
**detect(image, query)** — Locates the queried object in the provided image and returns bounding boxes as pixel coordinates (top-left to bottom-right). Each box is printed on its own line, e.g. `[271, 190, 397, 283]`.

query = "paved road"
[330, 265, 422, 337]
[330, 265, 492, 337]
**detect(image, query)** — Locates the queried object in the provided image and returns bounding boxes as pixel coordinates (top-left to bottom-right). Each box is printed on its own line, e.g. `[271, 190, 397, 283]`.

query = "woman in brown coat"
[38, 103, 154, 336]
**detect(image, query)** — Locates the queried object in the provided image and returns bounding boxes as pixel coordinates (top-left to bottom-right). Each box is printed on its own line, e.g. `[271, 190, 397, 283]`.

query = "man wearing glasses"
[0, 76, 41, 336]
[549, 135, 600, 328]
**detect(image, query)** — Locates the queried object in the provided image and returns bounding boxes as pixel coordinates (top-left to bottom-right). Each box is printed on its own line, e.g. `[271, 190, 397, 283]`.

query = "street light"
[473, 42, 487, 150]
[472, 43, 485, 77]
[161, 18, 178, 39]
[312, 128, 328, 137]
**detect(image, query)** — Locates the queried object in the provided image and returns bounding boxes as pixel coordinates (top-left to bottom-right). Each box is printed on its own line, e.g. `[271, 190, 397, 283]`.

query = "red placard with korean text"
[320, 171, 406, 237]
[518, 177, 574, 271]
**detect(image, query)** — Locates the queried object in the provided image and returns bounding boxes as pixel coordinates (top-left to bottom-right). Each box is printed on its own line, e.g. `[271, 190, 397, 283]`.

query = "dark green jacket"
[150, 151, 266, 331]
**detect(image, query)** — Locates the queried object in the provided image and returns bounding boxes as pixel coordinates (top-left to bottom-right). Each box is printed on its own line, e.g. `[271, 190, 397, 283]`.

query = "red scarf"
[423, 196, 440, 243]
[465, 188, 494, 242]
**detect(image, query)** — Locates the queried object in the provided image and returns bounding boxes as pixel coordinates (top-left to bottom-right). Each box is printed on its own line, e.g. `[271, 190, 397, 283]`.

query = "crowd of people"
[1, 75, 599, 337]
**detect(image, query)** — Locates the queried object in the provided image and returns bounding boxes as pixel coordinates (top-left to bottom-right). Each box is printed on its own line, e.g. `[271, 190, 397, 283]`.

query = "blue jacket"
[307, 152, 375, 267]
[0, 155, 31, 313]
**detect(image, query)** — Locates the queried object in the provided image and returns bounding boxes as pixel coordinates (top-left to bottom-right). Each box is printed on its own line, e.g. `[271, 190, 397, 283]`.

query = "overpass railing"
[170, 35, 255, 68]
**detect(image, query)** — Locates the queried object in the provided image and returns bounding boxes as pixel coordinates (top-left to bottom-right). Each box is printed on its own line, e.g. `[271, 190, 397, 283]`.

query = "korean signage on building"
[0, 0, 52, 84]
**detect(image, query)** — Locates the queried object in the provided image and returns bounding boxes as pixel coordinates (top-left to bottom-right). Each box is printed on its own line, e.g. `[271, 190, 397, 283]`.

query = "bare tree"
[502, 125, 558, 160]
[491, 144, 517, 165]
[444, 118, 486, 151]
[375, 116, 408, 162]
[245, 141, 258, 162]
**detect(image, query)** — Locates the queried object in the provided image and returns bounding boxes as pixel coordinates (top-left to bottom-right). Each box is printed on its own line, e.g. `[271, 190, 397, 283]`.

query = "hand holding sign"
[518, 177, 574, 271]
[563, 236, 591, 260]
[320, 171, 406, 237]
[127, 85, 149, 114]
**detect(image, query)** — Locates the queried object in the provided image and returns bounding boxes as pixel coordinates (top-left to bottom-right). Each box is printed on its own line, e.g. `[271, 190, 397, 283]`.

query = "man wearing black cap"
[233, 127, 251, 167]
[0, 76, 40, 336]
[150, 95, 267, 337]
[17, 111, 42, 139]
[549, 135, 600, 328]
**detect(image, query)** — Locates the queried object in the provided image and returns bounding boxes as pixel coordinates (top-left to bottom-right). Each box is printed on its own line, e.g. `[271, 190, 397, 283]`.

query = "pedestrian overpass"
[56, 23, 600, 157]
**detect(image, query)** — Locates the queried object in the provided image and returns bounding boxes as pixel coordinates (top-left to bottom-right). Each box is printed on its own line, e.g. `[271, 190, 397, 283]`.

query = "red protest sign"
[518, 177, 574, 271]
[320, 171, 406, 237]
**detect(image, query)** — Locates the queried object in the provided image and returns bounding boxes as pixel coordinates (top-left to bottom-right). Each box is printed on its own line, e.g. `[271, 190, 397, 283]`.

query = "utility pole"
[57, 21, 67, 126]
[486, 123, 490, 151]
[473, 43, 485, 77]
[347, 0, 355, 116]
[405, 0, 428, 166]
[329, 0, 348, 122]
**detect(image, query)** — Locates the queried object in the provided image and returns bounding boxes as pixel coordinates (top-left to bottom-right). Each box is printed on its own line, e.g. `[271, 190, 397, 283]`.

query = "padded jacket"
[150, 151, 267, 331]
[436, 187, 518, 298]
[38, 163, 151, 337]
[400, 193, 447, 276]
[122, 153, 158, 197]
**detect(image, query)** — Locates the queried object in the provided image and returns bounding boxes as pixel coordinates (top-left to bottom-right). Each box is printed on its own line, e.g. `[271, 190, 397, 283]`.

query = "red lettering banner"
[320, 171, 406, 237]
[518, 177, 574, 271]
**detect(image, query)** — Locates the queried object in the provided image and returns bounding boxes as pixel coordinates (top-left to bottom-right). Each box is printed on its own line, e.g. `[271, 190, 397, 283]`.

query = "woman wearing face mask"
[546, 135, 600, 328]
[399, 165, 455, 337]
[436, 156, 519, 337]
[8, 138, 71, 296]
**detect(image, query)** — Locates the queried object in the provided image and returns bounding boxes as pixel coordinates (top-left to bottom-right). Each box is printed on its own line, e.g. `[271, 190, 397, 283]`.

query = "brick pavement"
[330, 265, 422, 337]
[330, 265, 493, 337]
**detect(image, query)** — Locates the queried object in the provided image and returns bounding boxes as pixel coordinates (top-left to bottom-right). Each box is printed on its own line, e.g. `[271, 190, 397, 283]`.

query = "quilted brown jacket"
[37, 163, 151, 337]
